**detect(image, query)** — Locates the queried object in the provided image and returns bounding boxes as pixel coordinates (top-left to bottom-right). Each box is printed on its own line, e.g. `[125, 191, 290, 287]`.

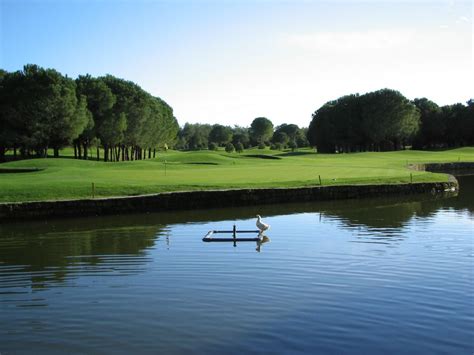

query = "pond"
[1, 176, 473, 354]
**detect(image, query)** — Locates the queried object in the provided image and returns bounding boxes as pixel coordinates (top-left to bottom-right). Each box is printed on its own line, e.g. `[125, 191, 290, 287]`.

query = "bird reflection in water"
[256, 235, 270, 253]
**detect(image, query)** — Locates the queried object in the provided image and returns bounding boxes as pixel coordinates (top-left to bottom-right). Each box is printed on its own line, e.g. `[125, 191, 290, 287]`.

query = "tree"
[225, 142, 235, 153]
[288, 140, 298, 151]
[0, 65, 179, 162]
[272, 131, 289, 147]
[308, 89, 419, 153]
[235, 142, 244, 153]
[1, 65, 90, 158]
[442, 103, 467, 148]
[140, 96, 178, 159]
[360, 89, 419, 151]
[296, 127, 309, 147]
[209, 124, 232, 146]
[308, 102, 338, 153]
[178, 123, 212, 150]
[50, 94, 92, 158]
[231, 126, 250, 148]
[75, 75, 115, 159]
[250, 117, 273, 145]
[0, 70, 17, 161]
[412, 98, 443, 149]
[464, 99, 474, 146]
[274, 124, 299, 141]
[208, 142, 218, 151]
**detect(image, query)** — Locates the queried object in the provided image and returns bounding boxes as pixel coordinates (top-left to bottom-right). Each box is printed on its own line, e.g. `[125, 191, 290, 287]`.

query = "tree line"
[1, 66, 471, 161]
[176, 117, 309, 152]
[0, 64, 179, 162]
[307, 88, 473, 153]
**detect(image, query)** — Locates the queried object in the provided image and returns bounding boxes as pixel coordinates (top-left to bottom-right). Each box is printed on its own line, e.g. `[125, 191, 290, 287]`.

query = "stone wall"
[0, 181, 457, 221]
[424, 162, 474, 174]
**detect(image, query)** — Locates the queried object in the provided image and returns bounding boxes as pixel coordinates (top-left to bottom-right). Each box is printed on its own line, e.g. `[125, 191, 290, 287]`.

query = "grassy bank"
[0, 147, 473, 203]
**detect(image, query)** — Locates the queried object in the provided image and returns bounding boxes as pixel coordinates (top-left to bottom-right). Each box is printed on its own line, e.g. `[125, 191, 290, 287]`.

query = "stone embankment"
[0, 181, 458, 221]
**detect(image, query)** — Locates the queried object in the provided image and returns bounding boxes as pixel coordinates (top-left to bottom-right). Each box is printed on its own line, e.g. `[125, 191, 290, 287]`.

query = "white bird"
[256, 215, 270, 233]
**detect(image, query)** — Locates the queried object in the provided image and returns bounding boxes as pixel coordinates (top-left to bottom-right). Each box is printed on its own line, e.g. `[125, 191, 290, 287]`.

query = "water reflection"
[1, 176, 472, 354]
[0, 222, 164, 291]
[0, 176, 472, 289]
[256, 235, 271, 252]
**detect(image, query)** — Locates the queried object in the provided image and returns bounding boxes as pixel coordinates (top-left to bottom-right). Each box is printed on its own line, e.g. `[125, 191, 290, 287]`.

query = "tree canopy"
[308, 89, 420, 152]
[0, 65, 178, 162]
[1, 65, 470, 161]
[250, 117, 274, 145]
[209, 124, 233, 146]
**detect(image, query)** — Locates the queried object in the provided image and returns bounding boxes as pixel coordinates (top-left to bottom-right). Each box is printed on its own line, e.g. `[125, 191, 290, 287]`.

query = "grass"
[0, 147, 473, 203]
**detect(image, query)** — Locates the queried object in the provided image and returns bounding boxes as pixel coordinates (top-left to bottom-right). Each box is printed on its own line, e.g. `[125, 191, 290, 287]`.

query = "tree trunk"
[77, 144, 82, 159]
[104, 145, 108, 162]
[74, 144, 77, 159]
[83, 143, 88, 160]
[97, 147, 100, 161]
[0, 146, 5, 162]
[54, 148, 59, 158]
[148, 148, 152, 159]
[153, 149, 156, 158]
[121, 145, 125, 161]
[13, 147, 17, 159]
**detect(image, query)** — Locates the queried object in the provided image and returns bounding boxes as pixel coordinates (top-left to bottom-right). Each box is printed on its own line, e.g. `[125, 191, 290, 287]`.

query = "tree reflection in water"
[1, 175, 472, 289]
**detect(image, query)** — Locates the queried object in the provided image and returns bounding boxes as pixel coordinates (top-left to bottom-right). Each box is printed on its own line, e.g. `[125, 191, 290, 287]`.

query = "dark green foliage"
[272, 131, 289, 147]
[258, 142, 266, 149]
[274, 142, 284, 150]
[0, 65, 178, 162]
[235, 142, 244, 153]
[296, 127, 309, 147]
[250, 117, 274, 145]
[0, 65, 90, 159]
[74, 75, 114, 159]
[275, 123, 308, 148]
[177, 123, 212, 150]
[288, 140, 298, 151]
[360, 89, 419, 151]
[412, 98, 443, 149]
[412, 98, 474, 149]
[308, 89, 420, 153]
[231, 126, 250, 148]
[209, 124, 233, 146]
[208, 142, 218, 151]
[225, 142, 235, 153]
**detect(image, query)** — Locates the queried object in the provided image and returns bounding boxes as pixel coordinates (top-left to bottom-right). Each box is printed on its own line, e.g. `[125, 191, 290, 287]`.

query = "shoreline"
[0, 180, 458, 221]
[1, 162, 473, 221]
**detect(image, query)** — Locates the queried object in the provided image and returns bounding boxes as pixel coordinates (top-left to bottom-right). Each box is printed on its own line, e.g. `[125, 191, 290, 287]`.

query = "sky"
[1, 0, 472, 128]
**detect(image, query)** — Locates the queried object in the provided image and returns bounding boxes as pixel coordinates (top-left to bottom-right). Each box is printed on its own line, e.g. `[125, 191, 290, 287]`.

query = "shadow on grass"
[0, 167, 45, 173]
[244, 154, 282, 160]
[276, 151, 315, 157]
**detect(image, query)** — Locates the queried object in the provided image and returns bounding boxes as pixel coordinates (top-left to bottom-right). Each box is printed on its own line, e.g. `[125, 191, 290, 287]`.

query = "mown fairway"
[0, 147, 473, 202]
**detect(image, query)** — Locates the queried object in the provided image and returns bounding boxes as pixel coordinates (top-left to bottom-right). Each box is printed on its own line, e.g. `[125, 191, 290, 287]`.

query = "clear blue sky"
[1, 0, 472, 127]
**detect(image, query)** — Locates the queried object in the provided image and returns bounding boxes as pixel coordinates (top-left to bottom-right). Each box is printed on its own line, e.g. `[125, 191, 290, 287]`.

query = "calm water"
[1, 176, 473, 354]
